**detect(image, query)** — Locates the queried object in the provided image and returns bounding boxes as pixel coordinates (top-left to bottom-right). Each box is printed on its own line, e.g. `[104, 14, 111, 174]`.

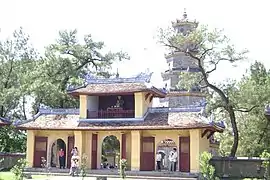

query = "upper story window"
[87, 95, 135, 119]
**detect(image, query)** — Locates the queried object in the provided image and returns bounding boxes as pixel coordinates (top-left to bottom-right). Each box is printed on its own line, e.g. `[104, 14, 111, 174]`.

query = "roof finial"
[183, 8, 187, 19]
[116, 68, 119, 78]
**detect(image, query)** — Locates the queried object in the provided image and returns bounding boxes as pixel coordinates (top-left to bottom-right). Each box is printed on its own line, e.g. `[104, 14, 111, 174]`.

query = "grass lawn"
[0, 171, 47, 180]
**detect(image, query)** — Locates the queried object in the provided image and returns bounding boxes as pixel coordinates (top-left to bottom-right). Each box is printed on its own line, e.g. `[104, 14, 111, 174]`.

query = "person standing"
[156, 152, 162, 171]
[168, 150, 174, 172]
[69, 147, 79, 175]
[58, 149, 65, 169]
[171, 148, 178, 171]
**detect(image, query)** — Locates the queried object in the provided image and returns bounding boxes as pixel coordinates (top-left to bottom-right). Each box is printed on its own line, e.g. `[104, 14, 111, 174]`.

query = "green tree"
[29, 29, 129, 112]
[232, 61, 270, 156]
[158, 25, 255, 157]
[0, 27, 35, 152]
[0, 27, 37, 119]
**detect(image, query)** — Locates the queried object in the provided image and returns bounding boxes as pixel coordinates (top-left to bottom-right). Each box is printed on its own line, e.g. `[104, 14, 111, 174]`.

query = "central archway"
[50, 139, 66, 168]
[101, 135, 120, 169]
[157, 139, 177, 170]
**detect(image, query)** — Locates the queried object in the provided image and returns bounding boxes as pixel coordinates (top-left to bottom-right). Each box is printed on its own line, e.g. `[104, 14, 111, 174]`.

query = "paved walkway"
[38, 176, 196, 180]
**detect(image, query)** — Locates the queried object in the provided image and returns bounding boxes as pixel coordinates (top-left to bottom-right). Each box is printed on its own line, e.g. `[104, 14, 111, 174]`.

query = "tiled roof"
[166, 91, 207, 97]
[17, 110, 223, 131]
[68, 83, 166, 97]
[17, 114, 80, 129]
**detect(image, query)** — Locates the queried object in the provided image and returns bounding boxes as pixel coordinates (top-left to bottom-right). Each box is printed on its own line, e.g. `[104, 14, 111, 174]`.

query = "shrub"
[80, 153, 88, 179]
[199, 151, 219, 180]
[260, 150, 270, 179]
[119, 159, 127, 179]
[11, 158, 27, 180]
[40, 157, 51, 176]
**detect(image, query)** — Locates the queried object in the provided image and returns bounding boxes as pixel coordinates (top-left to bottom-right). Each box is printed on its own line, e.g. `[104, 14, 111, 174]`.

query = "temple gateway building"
[16, 11, 225, 173]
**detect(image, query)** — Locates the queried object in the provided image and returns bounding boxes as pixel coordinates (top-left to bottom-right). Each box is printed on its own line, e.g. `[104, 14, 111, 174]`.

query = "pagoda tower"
[160, 9, 206, 108]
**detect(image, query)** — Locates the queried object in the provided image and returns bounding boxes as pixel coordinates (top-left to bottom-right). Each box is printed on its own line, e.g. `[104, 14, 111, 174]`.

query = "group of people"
[156, 147, 178, 172]
[57, 147, 79, 176]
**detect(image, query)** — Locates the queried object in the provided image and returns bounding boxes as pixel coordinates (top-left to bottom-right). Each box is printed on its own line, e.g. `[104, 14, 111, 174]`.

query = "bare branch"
[186, 51, 229, 105]
[234, 105, 259, 112]
[199, 47, 213, 59]
[65, 50, 99, 71]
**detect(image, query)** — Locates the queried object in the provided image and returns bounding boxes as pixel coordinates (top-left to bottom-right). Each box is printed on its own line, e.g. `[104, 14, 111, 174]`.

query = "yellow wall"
[189, 129, 210, 173]
[130, 131, 141, 170]
[79, 95, 87, 118]
[26, 130, 35, 167]
[26, 128, 212, 172]
[134, 92, 152, 118]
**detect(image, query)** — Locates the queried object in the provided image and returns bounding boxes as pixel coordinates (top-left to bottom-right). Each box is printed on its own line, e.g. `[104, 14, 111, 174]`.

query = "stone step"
[25, 173, 197, 180]
[36, 176, 197, 180]
[24, 168, 198, 179]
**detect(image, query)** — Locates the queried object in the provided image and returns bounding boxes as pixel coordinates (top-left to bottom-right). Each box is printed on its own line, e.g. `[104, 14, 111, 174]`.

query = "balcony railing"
[87, 109, 135, 119]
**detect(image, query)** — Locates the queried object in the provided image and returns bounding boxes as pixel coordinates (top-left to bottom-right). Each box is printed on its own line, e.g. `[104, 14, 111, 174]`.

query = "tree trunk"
[228, 105, 238, 157]
[22, 96, 27, 120]
[59, 76, 70, 108]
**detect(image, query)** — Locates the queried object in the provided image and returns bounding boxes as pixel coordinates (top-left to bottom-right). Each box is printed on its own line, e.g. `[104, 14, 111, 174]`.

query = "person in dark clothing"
[58, 148, 65, 169]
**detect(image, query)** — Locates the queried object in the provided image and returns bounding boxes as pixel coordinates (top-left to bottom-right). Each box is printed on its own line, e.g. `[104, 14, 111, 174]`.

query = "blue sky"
[0, 0, 269, 87]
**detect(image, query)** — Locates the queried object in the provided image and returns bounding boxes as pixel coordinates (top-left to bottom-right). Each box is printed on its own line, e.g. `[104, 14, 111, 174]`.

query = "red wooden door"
[140, 137, 155, 171]
[179, 137, 190, 172]
[91, 134, 98, 169]
[67, 136, 74, 168]
[33, 136, 47, 167]
[121, 134, 126, 159]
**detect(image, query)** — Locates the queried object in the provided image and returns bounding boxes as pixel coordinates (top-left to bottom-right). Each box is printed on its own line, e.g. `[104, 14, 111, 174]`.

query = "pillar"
[79, 95, 87, 118]
[84, 132, 92, 169]
[74, 131, 83, 161]
[190, 129, 200, 173]
[130, 131, 141, 170]
[134, 93, 143, 118]
[26, 130, 35, 167]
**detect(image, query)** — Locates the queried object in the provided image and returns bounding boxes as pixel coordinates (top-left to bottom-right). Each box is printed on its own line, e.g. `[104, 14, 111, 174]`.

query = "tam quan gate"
[16, 10, 225, 173]
[29, 127, 221, 172]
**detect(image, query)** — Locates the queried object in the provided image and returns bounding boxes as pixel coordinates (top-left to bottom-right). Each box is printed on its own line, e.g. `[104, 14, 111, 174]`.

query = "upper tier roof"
[67, 72, 166, 97]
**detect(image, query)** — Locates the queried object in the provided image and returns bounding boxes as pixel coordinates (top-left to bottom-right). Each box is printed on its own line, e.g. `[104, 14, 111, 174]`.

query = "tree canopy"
[0, 28, 129, 152]
[219, 61, 270, 156]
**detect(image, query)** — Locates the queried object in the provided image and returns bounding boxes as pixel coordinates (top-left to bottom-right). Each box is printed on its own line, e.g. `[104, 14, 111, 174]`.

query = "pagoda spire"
[183, 8, 187, 20]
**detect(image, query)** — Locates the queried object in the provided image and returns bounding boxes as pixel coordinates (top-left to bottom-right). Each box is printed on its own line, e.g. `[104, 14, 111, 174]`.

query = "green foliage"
[260, 150, 270, 179]
[11, 158, 27, 180]
[0, 28, 129, 153]
[218, 61, 270, 157]
[0, 126, 26, 152]
[177, 71, 201, 91]
[119, 159, 127, 179]
[80, 153, 88, 179]
[0, 27, 37, 119]
[199, 152, 219, 180]
[102, 135, 120, 156]
[28, 29, 129, 111]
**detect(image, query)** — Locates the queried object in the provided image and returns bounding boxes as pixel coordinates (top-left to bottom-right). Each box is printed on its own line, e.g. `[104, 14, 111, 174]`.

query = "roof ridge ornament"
[84, 71, 154, 84]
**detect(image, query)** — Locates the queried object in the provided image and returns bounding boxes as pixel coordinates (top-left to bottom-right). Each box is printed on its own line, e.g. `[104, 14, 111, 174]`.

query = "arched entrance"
[101, 135, 120, 169]
[157, 139, 177, 170]
[50, 139, 66, 168]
